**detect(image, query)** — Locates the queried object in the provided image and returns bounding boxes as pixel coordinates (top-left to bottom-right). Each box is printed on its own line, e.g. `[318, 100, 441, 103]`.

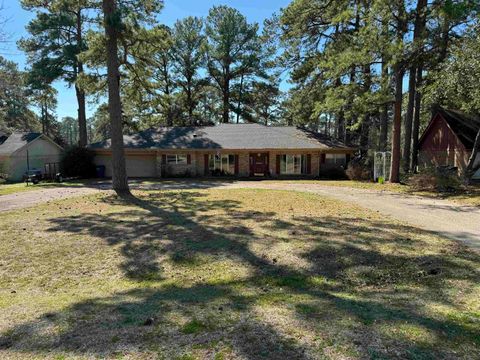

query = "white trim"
[166, 154, 188, 165]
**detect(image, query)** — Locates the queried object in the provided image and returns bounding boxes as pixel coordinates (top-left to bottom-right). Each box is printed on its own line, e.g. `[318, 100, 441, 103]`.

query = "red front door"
[250, 153, 269, 176]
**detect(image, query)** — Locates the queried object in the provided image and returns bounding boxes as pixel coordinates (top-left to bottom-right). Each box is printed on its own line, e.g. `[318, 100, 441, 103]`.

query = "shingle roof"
[0, 132, 42, 155]
[89, 124, 352, 151]
[439, 108, 480, 149]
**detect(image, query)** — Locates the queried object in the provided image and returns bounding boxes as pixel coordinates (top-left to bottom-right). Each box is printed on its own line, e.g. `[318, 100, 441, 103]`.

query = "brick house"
[89, 124, 354, 178]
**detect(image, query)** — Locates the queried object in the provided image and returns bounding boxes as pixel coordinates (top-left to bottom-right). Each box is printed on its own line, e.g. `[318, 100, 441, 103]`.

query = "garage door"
[125, 154, 156, 178]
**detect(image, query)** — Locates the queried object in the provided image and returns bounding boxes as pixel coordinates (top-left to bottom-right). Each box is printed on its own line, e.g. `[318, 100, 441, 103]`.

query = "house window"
[325, 153, 346, 166]
[209, 154, 235, 174]
[167, 154, 188, 164]
[280, 154, 307, 174]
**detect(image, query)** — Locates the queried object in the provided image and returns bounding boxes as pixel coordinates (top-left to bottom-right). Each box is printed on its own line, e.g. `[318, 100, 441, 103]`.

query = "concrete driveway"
[1, 180, 479, 250]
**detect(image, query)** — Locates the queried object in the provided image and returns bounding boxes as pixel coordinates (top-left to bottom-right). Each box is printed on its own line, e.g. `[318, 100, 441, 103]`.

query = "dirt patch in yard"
[0, 185, 103, 212]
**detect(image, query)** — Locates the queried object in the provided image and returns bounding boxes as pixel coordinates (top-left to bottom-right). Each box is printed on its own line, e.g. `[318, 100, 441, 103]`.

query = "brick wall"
[238, 153, 250, 176]
[153, 150, 351, 178]
[155, 151, 198, 177]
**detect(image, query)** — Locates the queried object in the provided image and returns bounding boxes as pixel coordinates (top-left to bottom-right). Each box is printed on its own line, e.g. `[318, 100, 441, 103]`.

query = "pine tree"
[205, 6, 261, 123]
[19, 0, 93, 146]
[100, 0, 163, 194]
[171, 17, 207, 124]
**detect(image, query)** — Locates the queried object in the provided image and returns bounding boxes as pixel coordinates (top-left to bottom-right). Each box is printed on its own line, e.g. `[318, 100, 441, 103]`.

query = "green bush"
[60, 146, 96, 178]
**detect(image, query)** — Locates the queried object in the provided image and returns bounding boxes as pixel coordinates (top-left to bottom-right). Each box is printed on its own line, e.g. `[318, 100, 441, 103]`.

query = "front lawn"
[0, 188, 479, 359]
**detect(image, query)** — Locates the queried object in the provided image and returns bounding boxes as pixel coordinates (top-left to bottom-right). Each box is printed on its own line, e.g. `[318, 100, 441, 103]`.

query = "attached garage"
[94, 151, 157, 178]
[125, 154, 156, 177]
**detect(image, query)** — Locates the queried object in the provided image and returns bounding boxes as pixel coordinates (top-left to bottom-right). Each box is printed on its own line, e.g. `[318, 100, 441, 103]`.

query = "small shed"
[0, 132, 63, 182]
[418, 108, 480, 179]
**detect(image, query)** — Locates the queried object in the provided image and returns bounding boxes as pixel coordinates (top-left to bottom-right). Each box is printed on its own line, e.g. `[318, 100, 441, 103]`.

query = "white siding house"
[0, 133, 63, 182]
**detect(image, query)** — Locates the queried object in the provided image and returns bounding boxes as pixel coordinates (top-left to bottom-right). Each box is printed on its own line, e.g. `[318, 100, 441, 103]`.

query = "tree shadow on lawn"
[1, 190, 479, 359]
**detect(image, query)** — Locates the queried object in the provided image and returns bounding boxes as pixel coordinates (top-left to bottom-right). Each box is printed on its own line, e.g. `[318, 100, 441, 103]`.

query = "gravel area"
[0, 186, 102, 212]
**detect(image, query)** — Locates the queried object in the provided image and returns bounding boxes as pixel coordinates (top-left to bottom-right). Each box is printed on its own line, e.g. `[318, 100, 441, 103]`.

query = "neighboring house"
[418, 108, 480, 179]
[89, 124, 354, 178]
[0, 132, 64, 182]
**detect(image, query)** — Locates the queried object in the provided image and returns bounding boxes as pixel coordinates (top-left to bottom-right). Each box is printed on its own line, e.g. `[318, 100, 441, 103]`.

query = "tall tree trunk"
[76, 85, 87, 146]
[338, 111, 345, 141]
[378, 18, 390, 152]
[360, 119, 370, 156]
[378, 58, 389, 151]
[344, 66, 355, 145]
[344, 7, 359, 146]
[402, 0, 427, 173]
[411, 65, 423, 172]
[186, 71, 194, 124]
[41, 103, 46, 134]
[389, 2, 407, 183]
[102, 0, 129, 195]
[390, 64, 404, 183]
[403, 66, 416, 172]
[361, 64, 372, 156]
[161, 56, 173, 126]
[76, 10, 88, 147]
[335, 78, 345, 141]
[379, 103, 388, 151]
[438, 18, 450, 64]
[187, 83, 193, 124]
[223, 74, 230, 123]
[236, 73, 244, 124]
[45, 104, 49, 136]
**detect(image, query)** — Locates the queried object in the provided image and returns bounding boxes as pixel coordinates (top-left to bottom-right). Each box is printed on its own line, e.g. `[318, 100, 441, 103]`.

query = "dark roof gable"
[0, 132, 42, 156]
[438, 108, 480, 149]
[89, 124, 352, 151]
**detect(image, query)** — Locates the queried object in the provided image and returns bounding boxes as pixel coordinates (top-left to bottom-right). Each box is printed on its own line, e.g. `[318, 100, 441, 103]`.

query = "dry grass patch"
[0, 188, 479, 359]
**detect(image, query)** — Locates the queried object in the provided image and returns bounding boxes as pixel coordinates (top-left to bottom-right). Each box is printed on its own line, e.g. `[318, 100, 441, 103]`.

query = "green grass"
[0, 188, 479, 359]
[0, 180, 90, 196]
[181, 319, 209, 334]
